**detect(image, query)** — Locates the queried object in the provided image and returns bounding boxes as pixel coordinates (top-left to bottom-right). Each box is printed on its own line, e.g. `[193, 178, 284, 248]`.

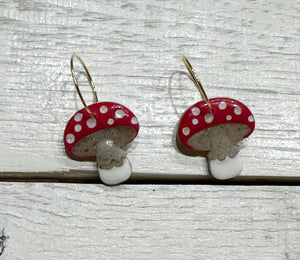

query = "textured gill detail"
[187, 123, 251, 153]
[72, 126, 136, 158]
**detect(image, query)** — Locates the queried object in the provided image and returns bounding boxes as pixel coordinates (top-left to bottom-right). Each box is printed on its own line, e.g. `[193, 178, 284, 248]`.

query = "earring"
[176, 56, 255, 180]
[64, 54, 139, 185]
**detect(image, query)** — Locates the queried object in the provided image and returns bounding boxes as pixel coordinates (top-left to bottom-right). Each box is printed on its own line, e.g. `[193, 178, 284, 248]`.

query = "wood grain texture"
[0, 0, 299, 178]
[0, 183, 299, 259]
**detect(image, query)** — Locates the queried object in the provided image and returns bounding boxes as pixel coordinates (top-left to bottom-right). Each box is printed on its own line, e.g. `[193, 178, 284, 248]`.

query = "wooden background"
[0, 0, 299, 180]
[0, 183, 299, 259]
[0, 0, 299, 259]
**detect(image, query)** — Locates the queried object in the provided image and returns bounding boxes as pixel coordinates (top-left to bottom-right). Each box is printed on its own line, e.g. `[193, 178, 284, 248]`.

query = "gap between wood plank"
[0, 172, 299, 186]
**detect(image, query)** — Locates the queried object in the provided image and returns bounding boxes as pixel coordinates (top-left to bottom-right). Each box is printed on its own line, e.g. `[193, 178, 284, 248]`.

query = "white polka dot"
[115, 109, 125, 119]
[248, 115, 254, 122]
[192, 118, 199, 125]
[191, 107, 200, 116]
[74, 113, 83, 122]
[107, 118, 114, 125]
[131, 117, 138, 125]
[226, 115, 232, 121]
[74, 124, 82, 132]
[87, 118, 96, 128]
[234, 106, 242, 115]
[219, 101, 227, 110]
[66, 134, 75, 144]
[204, 113, 214, 123]
[100, 105, 108, 114]
[182, 127, 190, 136]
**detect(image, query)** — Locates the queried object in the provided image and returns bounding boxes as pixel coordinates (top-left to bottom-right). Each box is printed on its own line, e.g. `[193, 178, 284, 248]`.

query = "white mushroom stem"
[208, 154, 243, 180]
[207, 130, 242, 180]
[96, 140, 131, 185]
[98, 158, 132, 186]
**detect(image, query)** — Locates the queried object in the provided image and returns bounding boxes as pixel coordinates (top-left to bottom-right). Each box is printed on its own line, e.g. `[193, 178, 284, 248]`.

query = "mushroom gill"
[72, 126, 136, 158]
[187, 123, 251, 160]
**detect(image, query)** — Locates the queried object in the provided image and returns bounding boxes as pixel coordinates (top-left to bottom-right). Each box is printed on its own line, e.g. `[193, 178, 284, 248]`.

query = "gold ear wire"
[70, 54, 98, 117]
[182, 56, 213, 112]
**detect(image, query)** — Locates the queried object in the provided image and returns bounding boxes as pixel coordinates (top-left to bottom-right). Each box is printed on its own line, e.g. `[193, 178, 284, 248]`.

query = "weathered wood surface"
[0, 183, 298, 259]
[0, 0, 299, 179]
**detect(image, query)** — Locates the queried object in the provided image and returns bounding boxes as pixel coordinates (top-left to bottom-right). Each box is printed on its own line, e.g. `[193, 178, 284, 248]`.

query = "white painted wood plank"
[0, 183, 299, 259]
[0, 0, 299, 178]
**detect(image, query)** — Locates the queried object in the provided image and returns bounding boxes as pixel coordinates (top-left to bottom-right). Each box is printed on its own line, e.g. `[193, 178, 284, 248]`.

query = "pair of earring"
[64, 54, 255, 185]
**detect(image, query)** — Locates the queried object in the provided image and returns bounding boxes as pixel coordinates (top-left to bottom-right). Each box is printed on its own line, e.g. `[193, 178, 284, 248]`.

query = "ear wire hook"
[70, 54, 98, 117]
[182, 56, 213, 112]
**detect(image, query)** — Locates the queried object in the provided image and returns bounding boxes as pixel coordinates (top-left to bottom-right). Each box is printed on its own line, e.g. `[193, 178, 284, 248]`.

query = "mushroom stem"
[207, 128, 239, 161]
[96, 139, 132, 185]
[207, 130, 242, 180]
[98, 158, 132, 186]
[96, 139, 126, 169]
[208, 153, 243, 180]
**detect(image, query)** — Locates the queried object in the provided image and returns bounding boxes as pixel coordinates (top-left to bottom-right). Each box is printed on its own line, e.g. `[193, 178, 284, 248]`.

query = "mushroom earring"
[64, 54, 139, 185]
[177, 56, 255, 180]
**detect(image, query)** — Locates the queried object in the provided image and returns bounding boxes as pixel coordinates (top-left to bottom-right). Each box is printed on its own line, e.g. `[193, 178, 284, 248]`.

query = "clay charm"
[64, 54, 139, 185]
[177, 57, 255, 180]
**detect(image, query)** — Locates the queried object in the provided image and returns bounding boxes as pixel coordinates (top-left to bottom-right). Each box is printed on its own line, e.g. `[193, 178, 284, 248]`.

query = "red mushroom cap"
[177, 98, 255, 151]
[64, 102, 139, 160]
